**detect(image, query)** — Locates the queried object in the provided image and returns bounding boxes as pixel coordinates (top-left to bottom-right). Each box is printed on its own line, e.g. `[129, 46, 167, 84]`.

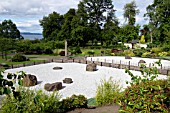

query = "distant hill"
[21, 32, 42, 35]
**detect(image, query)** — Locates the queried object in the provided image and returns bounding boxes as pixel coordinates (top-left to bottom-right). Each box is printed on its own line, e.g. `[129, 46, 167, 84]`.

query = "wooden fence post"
[128, 61, 130, 70]
[119, 60, 121, 69]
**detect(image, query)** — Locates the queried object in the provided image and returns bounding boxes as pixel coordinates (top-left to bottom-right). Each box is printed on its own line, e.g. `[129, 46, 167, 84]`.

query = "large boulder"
[44, 82, 62, 91]
[23, 74, 37, 87]
[63, 78, 73, 84]
[86, 63, 97, 71]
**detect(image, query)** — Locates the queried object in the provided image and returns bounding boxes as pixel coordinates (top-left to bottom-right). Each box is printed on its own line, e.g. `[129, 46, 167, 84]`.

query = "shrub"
[133, 48, 146, 57]
[141, 52, 152, 58]
[161, 44, 170, 52]
[104, 49, 112, 56]
[158, 52, 168, 57]
[61, 94, 87, 111]
[111, 53, 115, 56]
[59, 51, 65, 56]
[123, 49, 135, 57]
[151, 47, 161, 54]
[96, 77, 122, 106]
[69, 46, 82, 55]
[87, 50, 95, 55]
[1, 88, 62, 113]
[119, 60, 170, 112]
[139, 35, 145, 44]
[119, 80, 170, 112]
[12, 53, 28, 62]
[43, 48, 53, 54]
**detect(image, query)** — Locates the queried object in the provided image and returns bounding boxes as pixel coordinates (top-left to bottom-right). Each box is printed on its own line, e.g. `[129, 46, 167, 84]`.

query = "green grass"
[0, 57, 44, 66]
[75, 49, 103, 57]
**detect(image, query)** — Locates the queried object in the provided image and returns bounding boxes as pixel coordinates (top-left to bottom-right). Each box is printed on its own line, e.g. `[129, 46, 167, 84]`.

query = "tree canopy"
[144, 0, 170, 43]
[0, 19, 21, 39]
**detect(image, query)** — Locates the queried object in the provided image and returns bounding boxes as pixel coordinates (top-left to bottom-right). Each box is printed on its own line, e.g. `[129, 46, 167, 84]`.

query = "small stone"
[53, 67, 63, 70]
[63, 78, 73, 84]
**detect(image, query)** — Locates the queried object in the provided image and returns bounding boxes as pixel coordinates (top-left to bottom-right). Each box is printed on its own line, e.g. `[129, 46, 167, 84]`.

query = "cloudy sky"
[0, 0, 153, 33]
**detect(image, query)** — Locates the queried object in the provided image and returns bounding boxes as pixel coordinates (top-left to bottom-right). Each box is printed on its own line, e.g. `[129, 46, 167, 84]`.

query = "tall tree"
[123, 1, 139, 26]
[0, 20, 21, 39]
[58, 8, 76, 44]
[39, 12, 64, 41]
[78, 0, 116, 45]
[144, 0, 170, 43]
[102, 19, 119, 46]
[120, 24, 140, 43]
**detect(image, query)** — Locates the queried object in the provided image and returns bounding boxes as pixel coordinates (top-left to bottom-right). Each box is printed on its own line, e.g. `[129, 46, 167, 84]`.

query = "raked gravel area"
[87, 56, 170, 69]
[4, 60, 167, 99]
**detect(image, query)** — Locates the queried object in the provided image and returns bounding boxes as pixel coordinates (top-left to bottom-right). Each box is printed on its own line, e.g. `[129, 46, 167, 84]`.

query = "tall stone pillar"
[65, 40, 67, 57]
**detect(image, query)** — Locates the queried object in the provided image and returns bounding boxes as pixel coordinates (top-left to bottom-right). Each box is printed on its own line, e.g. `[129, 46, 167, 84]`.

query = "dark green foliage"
[87, 50, 95, 55]
[12, 53, 28, 62]
[119, 60, 170, 112]
[39, 12, 64, 41]
[0, 71, 25, 96]
[61, 94, 87, 111]
[69, 46, 82, 55]
[123, 1, 139, 26]
[1, 88, 62, 113]
[133, 48, 147, 57]
[144, 0, 170, 43]
[119, 80, 170, 112]
[0, 19, 21, 39]
[161, 44, 170, 52]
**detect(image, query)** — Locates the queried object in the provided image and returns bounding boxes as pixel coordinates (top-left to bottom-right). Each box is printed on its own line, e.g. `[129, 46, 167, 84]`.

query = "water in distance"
[21, 33, 43, 40]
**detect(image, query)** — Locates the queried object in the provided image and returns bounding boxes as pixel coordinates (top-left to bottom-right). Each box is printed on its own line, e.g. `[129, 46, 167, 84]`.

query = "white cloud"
[0, 0, 153, 33]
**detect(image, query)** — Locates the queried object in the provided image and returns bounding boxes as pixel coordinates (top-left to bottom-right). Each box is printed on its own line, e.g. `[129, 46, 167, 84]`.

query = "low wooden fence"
[4, 58, 170, 76]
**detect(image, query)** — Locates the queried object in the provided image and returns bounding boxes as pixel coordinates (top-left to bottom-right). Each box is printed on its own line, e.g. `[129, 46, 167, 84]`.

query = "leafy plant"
[1, 88, 62, 113]
[139, 35, 145, 44]
[141, 52, 152, 58]
[119, 60, 170, 112]
[12, 53, 28, 62]
[87, 50, 95, 55]
[123, 49, 135, 57]
[61, 94, 87, 111]
[0, 70, 25, 96]
[96, 77, 122, 106]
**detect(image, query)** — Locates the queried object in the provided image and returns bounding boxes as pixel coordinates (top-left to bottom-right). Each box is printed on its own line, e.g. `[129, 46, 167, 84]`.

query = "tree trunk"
[150, 31, 153, 43]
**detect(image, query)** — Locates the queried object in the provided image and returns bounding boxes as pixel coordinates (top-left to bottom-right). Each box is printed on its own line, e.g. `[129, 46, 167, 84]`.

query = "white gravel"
[4, 57, 168, 99]
[87, 56, 170, 69]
